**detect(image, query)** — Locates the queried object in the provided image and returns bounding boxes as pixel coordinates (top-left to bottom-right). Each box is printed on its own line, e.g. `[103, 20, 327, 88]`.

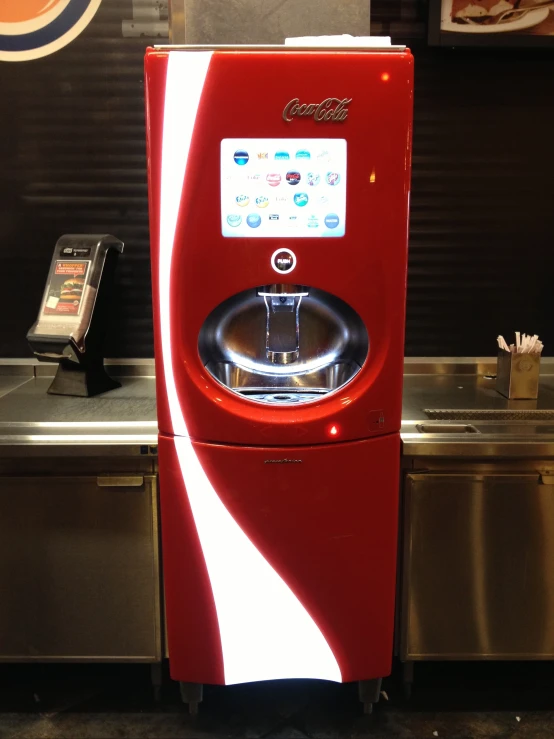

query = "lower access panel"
[159, 433, 400, 685]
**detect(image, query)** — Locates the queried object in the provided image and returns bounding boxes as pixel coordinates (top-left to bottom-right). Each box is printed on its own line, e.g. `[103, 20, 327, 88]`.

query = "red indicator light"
[328, 425, 339, 437]
[381, 72, 390, 82]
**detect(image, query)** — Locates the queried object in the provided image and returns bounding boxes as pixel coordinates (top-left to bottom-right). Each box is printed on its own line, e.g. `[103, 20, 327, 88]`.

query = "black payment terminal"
[27, 234, 124, 397]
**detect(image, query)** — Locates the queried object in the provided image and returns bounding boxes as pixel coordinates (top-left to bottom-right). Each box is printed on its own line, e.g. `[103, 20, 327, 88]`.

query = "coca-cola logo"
[283, 97, 352, 123]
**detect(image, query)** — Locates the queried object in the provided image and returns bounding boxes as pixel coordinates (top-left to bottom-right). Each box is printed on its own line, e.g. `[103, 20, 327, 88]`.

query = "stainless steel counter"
[0, 362, 162, 665]
[2, 358, 554, 458]
[0, 377, 30, 399]
[2, 358, 553, 672]
[401, 360, 554, 458]
[398, 360, 554, 680]
[0, 362, 157, 456]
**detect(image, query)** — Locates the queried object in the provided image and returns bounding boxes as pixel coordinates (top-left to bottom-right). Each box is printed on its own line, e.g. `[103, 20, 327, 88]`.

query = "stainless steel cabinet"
[401, 472, 554, 661]
[0, 475, 161, 662]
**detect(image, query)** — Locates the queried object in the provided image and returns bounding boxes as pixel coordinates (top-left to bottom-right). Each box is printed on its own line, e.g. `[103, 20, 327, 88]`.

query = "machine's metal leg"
[358, 678, 382, 714]
[150, 662, 163, 702]
[180, 682, 203, 715]
[402, 661, 414, 700]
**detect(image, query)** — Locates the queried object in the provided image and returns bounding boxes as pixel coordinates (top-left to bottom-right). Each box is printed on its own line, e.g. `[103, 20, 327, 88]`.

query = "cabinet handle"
[96, 475, 144, 488]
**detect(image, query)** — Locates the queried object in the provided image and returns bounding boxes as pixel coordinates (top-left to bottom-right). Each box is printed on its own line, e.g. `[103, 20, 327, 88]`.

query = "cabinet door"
[403, 473, 554, 660]
[0, 475, 161, 661]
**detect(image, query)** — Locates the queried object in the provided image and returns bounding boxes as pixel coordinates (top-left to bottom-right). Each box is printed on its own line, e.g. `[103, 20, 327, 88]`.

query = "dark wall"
[0, 0, 553, 357]
[406, 45, 554, 356]
[0, 2, 152, 357]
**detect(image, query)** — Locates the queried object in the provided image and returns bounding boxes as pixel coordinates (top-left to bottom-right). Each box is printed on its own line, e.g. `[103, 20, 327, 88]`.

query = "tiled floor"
[2, 661, 554, 738]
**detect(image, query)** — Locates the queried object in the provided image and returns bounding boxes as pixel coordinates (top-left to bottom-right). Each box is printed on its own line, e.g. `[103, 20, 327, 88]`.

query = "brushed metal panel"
[35, 360, 156, 378]
[0, 457, 157, 476]
[427, 410, 554, 421]
[403, 473, 554, 660]
[173, 0, 371, 45]
[0, 377, 157, 424]
[0, 475, 161, 661]
[0, 378, 31, 399]
[96, 475, 145, 487]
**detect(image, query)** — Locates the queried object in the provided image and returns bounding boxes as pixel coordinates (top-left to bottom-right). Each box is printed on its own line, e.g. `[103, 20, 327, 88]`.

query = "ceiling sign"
[0, 0, 102, 62]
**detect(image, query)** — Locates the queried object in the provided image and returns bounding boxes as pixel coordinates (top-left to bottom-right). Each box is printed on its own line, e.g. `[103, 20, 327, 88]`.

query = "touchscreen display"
[221, 138, 346, 238]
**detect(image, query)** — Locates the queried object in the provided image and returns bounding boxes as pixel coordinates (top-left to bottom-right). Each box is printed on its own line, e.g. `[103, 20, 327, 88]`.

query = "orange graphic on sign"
[0, 0, 64, 24]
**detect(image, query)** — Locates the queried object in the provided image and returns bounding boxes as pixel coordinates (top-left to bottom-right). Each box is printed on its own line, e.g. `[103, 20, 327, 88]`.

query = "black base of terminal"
[47, 358, 121, 398]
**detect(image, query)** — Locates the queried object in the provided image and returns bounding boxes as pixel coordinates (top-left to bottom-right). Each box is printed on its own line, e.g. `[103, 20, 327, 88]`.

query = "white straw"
[498, 336, 510, 352]
[497, 333, 543, 354]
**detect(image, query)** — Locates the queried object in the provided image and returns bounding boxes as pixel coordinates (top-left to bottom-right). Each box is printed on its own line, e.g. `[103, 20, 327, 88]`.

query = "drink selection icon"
[324, 213, 340, 229]
[234, 150, 249, 165]
[246, 213, 262, 228]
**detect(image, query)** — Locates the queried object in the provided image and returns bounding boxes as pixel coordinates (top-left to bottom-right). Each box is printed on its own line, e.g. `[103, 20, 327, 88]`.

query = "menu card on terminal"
[43, 260, 90, 316]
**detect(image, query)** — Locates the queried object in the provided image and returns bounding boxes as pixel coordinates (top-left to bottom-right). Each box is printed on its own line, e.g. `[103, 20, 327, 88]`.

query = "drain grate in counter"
[425, 409, 554, 421]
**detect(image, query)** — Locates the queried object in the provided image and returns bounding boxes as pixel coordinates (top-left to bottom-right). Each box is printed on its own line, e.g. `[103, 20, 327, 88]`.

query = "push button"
[271, 248, 296, 274]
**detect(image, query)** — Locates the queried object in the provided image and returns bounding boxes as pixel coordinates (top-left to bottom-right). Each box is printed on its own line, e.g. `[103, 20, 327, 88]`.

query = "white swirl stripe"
[159, 51, 342, 685]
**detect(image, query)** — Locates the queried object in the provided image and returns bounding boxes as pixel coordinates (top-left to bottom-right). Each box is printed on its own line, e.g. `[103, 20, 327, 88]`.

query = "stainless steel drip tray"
[426, 409, 554, 421]
[206, 361, 361, 391]
[240, 390, 326, 405]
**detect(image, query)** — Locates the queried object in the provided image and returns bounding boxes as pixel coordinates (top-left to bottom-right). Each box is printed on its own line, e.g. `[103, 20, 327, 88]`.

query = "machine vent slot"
[425, 409, 554, 421]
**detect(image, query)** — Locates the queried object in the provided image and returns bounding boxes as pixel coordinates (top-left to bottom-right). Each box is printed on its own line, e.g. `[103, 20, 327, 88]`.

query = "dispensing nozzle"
[257, 285, 309, 365]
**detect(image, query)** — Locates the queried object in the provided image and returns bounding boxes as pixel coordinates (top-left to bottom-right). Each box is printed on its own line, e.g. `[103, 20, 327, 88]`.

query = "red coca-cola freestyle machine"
[145, 42, 413, 712]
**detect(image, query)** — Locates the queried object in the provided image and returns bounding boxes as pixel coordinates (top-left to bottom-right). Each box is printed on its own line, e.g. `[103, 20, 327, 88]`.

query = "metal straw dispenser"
[496, 350, 541, 400]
